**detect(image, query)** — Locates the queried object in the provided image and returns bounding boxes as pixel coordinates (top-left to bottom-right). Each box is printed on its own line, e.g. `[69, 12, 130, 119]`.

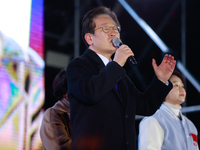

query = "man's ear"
[84, 33, 93, 46]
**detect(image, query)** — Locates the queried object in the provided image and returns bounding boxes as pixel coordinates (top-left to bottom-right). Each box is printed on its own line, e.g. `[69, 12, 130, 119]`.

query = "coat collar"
[83, 49, 106, 70]
[53, 98, 70, 113]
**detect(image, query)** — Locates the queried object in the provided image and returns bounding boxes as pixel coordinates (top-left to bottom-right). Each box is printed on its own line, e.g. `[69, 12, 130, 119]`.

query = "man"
[66, 6, 176, 150]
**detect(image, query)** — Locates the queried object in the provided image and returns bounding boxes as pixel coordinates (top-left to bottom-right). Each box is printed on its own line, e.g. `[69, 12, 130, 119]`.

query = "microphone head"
[112, 37, 122, 48]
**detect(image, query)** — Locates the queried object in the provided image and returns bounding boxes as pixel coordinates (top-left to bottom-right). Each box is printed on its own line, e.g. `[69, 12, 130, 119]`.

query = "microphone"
[112, 37, 137, 65]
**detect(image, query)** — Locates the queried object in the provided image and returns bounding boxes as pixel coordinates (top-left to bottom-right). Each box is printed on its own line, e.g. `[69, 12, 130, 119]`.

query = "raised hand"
[152, 54, 176, 83]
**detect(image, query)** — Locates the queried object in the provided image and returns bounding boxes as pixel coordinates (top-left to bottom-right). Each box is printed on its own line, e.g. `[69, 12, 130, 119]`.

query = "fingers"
[113, 45, 134, 67]
[170, 60, 176, 70]
[167, 55, 176, 69]
[163, 54, 175, 64]
[152, 58, 156, 66]
[164, 54, 175, 62]
[152, 58, 157, 71]
[113, 45, 131, 66]
[163, 54, 176, 71]
[118, 45, 134, 57]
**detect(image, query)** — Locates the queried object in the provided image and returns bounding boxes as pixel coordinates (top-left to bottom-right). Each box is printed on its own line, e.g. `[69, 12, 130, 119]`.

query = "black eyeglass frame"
[94, 25, 121, 33]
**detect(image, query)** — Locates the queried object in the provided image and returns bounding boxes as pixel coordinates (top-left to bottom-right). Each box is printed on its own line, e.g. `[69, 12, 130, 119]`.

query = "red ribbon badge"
[190, 133, 197, 146]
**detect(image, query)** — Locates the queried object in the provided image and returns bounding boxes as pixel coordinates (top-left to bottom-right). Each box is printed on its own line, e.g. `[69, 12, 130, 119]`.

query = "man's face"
[88, 15, 120, 58]
[165, 75, 186, 106]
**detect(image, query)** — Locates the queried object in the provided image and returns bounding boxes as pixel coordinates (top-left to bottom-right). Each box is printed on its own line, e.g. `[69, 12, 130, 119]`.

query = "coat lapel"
[84, 49, 105, 70]
[118, 78, 129, 108]
[84, 49, 126, 106]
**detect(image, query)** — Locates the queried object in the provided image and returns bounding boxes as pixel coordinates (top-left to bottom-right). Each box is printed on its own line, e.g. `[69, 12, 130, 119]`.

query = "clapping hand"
[152, 54, 176, 83]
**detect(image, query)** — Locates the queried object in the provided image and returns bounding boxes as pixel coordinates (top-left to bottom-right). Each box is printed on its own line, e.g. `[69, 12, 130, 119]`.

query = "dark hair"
[52, 68, 68, 100]
[81, 6, 120, 47]
[170, 69, 186, 89]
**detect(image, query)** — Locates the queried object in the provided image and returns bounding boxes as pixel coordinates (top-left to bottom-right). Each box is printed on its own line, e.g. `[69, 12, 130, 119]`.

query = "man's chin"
[107, 47, 116, 53]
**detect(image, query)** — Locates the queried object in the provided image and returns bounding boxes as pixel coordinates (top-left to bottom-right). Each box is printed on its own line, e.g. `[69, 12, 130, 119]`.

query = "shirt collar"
[96, 53, 110, 66]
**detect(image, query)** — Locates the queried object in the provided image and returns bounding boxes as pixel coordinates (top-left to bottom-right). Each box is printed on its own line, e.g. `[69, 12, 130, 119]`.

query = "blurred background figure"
[138, 69, 199, 150]
[40, 68, 71, 150]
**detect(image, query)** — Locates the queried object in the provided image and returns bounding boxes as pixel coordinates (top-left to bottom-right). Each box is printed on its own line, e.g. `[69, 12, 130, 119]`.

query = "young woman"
[138, 69, 199, 150]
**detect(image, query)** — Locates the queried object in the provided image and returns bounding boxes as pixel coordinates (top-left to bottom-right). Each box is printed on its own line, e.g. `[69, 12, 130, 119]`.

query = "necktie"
[115, 83, 120, 95]
[178, 113, 182, 120]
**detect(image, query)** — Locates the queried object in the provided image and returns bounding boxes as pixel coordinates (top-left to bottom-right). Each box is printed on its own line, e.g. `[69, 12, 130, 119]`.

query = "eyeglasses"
[94, 25, 121, 33]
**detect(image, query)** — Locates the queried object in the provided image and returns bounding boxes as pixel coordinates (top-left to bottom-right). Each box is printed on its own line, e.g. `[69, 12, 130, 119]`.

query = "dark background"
[44, 0, 200, 147]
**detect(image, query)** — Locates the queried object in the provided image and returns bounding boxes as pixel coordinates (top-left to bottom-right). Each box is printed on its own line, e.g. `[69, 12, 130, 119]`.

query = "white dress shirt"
[96, 53, 110, 66]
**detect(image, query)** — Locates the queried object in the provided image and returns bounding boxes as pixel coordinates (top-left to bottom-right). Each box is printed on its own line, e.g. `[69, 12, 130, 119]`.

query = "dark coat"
[66, 49, 172, 150]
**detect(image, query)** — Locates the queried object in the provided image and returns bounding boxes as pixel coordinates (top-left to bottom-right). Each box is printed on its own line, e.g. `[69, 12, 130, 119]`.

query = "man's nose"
[109, 28, 117, 36]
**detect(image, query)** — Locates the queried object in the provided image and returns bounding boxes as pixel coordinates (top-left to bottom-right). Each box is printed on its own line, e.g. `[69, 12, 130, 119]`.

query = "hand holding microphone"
[112, 38, 137, 66]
